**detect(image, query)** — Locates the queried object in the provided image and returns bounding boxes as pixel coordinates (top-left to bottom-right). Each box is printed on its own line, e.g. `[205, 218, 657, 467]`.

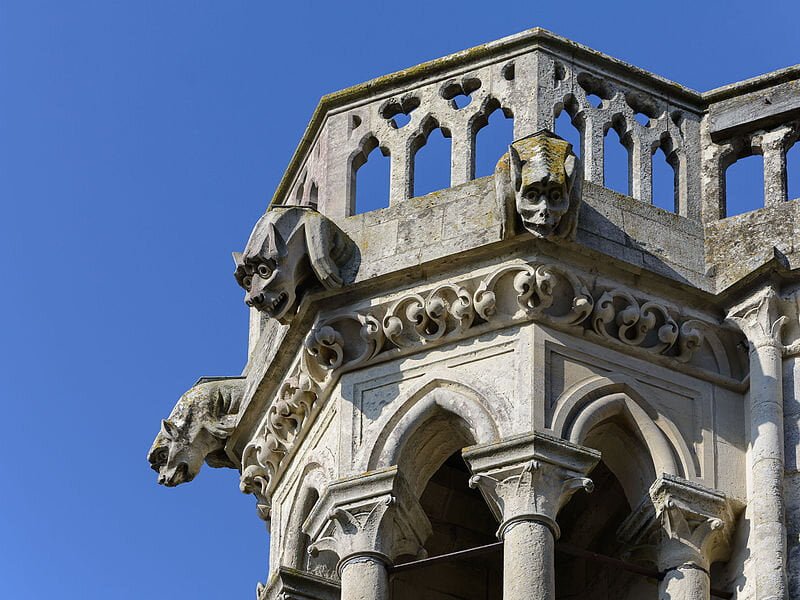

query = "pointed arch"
[281, 456, 335, 571]
[551, 375, 696, 506]
[366, 373, 506, 496]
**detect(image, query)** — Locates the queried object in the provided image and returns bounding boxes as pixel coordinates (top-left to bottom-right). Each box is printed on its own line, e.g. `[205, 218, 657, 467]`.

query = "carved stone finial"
[495, 130, 582, 241]
[463, 432, 600, 539]
[233, 206, 354, 324]
[148, 376, 246, 487]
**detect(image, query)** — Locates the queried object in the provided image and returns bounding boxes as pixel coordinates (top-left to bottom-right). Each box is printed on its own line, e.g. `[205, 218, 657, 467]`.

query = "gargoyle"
[233, 206, 353, 324]
[148, 376, 246, 487]
[495, 130, 582, 240]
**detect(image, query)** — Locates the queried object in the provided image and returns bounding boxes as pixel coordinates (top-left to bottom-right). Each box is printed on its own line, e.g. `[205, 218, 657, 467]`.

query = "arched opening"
[788, 141, 800, 201]
[474, 103, 514, 179]
[290, 487, 319, 568]
[352, 137, 390, 214]
[555, 106, 582, 159]
[652, 144, 678, 213]
[308, 182, 318, 209]
[371, 383, 503, 599]
[604, 123, 630, 196]
[292, 484, 338, 580]
[413, 127, 452, 197]
[391, 451, 501, 600]
[724, 153, 764, 217]
[555, 411, 662, 598]
[555, 461, 657, 598]
[547, 382, 696, 596]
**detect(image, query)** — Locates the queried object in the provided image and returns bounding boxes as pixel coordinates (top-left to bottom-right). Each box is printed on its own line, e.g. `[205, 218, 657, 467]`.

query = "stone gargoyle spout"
[233, 206, 354, 324]
[148, 376, 246, 487]
[496, 129, 582, 241]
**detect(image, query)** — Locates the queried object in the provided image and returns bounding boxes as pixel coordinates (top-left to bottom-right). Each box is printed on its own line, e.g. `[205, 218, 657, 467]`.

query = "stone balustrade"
[270, 28, 800, 224]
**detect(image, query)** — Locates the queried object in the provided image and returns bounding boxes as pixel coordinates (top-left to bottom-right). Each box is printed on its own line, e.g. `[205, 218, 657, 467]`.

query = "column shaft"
[659, 565, 709, 600]
[750, 342, 788, 599]
[340, 556, 389, 600]
[503, 520, 555, 600]
[728, 287, 789, 600]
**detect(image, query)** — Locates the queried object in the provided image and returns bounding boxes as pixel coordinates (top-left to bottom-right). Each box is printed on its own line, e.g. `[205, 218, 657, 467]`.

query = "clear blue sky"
[1, 2, 798, 598]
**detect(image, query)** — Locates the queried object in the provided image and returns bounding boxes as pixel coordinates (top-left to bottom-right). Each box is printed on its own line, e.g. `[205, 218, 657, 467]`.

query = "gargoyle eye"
[243, 275, 253, 290]
[549, 189, 562, 201]
[257, 264, 272, 278]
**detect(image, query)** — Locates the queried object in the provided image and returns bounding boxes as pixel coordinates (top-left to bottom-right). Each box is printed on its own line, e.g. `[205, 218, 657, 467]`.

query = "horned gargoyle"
[495, 130, 582, 240]
[233, 206, 354, 324]
[148, 376, 246, 487]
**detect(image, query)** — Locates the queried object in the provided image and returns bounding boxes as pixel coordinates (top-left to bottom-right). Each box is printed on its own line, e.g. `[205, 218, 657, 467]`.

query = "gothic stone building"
[148, 29, 800, 600]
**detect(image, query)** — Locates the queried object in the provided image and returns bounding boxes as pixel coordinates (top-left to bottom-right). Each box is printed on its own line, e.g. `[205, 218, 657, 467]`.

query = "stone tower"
[148, 28, 800, 600]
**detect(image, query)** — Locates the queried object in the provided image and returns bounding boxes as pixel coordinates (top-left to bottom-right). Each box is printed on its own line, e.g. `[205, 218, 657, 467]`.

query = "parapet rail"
[272, 28, 800, 224]
[389, 540, 733, 599]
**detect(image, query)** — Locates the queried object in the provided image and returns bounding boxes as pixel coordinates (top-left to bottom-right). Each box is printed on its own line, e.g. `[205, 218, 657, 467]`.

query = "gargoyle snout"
[245, 292, 265, 308]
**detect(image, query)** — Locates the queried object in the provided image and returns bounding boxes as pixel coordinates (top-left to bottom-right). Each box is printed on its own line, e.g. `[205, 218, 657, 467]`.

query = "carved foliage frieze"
[240, 260, 731, 517]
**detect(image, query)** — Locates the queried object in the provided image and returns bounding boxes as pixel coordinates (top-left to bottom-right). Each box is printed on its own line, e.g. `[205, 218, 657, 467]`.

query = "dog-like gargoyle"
[233, 206, 354, 323]
[148, 377, 245, 487]
[495, 130, 582, 241]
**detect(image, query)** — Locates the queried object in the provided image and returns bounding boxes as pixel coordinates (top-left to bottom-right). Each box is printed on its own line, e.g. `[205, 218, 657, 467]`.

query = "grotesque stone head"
[148, 377, 245, 487]
[497, 130, 582, 240]
[233, 206, 353, 324]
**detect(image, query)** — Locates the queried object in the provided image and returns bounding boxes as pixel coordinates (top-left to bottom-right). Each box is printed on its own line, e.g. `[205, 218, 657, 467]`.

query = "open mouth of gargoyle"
[159, 462, 190, 487]
[261, 291, 289, 317]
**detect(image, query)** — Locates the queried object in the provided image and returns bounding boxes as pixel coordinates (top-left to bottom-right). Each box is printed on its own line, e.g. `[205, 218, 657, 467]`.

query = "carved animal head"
[233, 206, 353, 324]
[500, 130, 582, 240]
[148, 377, 245, 487]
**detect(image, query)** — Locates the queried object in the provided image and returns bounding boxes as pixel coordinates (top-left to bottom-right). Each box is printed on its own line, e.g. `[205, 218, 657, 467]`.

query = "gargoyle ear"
[161, 419, 178, 439]
[564, 154, 578, 183]
[565, 154, 582, 200]
[232, 251, 244, 267]
[211, 389, 228, 418]
[305, 218, 344, 289]
[264, 220, 280, 259]
[509, 144, 524, 192]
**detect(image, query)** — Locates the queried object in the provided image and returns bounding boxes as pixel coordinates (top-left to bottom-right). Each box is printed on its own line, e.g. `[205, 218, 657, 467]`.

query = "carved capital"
[619, 475, 739, 572]
[751, 124, 796, 155]
[463, 432, 600, 539]
[726, 285, 787, 351]
[302, 467, 431, 572]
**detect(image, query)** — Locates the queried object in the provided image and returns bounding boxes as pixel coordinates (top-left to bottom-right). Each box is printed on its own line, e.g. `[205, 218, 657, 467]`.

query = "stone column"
[727, 285, 789, 600]
[463, 432, 600, 600]
[752, 125, 795, 208]
[699, 127, 737, 221]
[302, 467, 431, 600]
[648, 476, 738, 600]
